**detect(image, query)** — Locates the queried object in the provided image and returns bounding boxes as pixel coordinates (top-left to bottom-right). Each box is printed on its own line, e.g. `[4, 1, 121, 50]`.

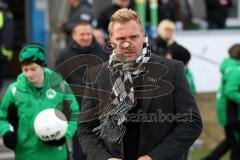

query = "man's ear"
[109, 38, 115, 49]
[72, 32, 76, 42]
[108, 37, 112, 45]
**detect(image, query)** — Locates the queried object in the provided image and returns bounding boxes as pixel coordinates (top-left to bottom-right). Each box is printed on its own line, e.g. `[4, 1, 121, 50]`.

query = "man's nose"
[83, 34, 91, 39]
[120, 40, 133, 49]
[122, 41, 131, 48]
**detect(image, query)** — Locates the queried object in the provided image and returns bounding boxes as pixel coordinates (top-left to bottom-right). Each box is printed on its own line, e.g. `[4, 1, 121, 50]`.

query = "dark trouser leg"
[202, 139, 230, 160]
[202, 126, 231, 160]
[72, 135, 86, 160]
[230, 143, 240, 160]
[225, 124, 240, 160]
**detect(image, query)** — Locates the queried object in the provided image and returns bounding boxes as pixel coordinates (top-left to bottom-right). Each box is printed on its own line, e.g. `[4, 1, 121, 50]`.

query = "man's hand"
[107, 158, 122, 160]
[138, 155, 152, 160]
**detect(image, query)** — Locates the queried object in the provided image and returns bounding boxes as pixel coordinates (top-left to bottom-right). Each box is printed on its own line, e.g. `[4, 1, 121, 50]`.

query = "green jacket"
[185, 68, 196, 95]
[216, 58, 240, 126]
[0, 68, 79, 160]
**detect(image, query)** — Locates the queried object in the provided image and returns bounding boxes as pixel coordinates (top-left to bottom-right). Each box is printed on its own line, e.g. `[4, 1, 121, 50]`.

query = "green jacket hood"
[220, 58, 240, 74]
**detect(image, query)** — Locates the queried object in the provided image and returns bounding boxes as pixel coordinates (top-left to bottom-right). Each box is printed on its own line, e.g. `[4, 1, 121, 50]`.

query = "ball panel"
[34, 108, 68, 141]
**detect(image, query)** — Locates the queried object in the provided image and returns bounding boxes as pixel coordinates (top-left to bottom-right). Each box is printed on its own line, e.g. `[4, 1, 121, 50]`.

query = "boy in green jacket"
[203, 44, 240, 160]
[0, 43, 79, 160]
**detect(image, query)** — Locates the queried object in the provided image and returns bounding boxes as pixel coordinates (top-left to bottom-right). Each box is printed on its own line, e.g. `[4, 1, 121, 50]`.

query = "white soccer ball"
[34, 108, 68, 141]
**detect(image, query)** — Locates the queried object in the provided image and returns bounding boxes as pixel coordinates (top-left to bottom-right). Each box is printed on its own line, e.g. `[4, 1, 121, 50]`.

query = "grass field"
[191, 147, 229, 160]
[192, 92, 230, 160]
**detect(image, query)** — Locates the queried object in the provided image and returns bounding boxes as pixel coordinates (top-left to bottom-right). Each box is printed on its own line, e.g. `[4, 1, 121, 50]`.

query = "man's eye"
[131, 36, 138, 40]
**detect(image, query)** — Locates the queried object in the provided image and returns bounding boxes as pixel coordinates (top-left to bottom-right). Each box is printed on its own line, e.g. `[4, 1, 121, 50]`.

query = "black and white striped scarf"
[93, 37, 151, 143]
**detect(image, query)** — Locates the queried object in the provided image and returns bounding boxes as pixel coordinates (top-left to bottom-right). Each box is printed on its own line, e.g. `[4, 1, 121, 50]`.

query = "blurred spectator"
[0, 0, 14, 89]
[151, 19, 175, 56]
[93, 29, 105, 46]
[156, 0, 179, 22]
[151, 19, 176, 57]
[203, 44, 240, 160]
[166, 45, 196, 94]
[178, 0, 193, 30]
[145, 0, 193, 34]
[97, 0, 132, 34]
[57, 0, 96, 44]
[55, 22, 108, 160]
[152, 19, 196, 94]
[205, 0, 232, 29]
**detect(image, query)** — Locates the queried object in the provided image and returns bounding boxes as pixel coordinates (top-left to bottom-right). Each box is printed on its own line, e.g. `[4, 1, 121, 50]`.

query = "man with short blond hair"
[58, 0, 95, 44]
[108, 8, 144, 36]
[79, 8, 202, 160]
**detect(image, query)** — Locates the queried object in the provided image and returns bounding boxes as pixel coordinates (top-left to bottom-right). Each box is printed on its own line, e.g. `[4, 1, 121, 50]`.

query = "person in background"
[0, 43, 79, 160]
[58, 0, 96, 44]
[0, 0, 14, 90]
[153, 19, 196, 94]
[145, 0, 192, 36]
[152, 19, 188, 58]
[55, 21, 108, 160]
[151, 19, 176, 57]
[97, 0, 132, 35]
[202, 44, 240, 160]
[177, 0, 193, 30]
[56, 21, 108, 84]
[166, 46, 196, 94]
[205, 0, 232, 29]
[145, 0, 179, 25]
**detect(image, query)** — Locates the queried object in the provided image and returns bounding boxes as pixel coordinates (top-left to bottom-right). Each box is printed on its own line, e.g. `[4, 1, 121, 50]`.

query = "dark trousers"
[72, 135, 86, 160]
[202, 124, 240, 160]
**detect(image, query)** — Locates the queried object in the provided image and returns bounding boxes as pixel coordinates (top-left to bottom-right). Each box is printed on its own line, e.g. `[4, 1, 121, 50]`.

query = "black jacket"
[97, 4, 120, 34]
[205, 0, 232, 28]
[79, 54, 202, 160]
[97, 3, 134, 34]
[146, 0, 179, 23]
[63, 1, 95, 43]
[151, 36, 172, 57]
[55, 40, 108, 102]
[151, 36, 190, 63]
[151, 36, 179, 56]
[0, 2, 14, 86]
[0, 1, 14, 62]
